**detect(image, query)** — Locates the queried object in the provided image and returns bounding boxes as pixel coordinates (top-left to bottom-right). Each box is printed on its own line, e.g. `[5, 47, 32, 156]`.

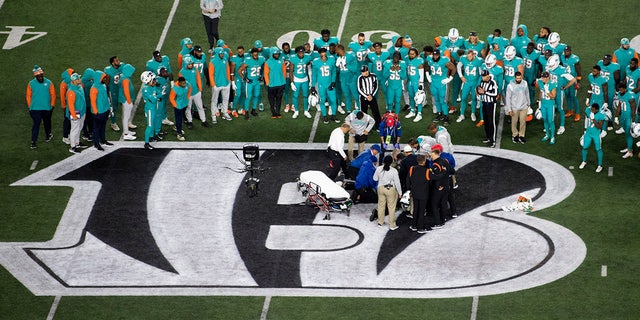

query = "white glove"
[109, 107, 114, 117]
[585, 98, 590, 107]
[441, 76, 453, 85]
[290, 82, 297, 91]
[231, 80, 237, 91]
[602, 102, 608, 110]
[614, 117, 620, 125]
[425, 73, 432, 83]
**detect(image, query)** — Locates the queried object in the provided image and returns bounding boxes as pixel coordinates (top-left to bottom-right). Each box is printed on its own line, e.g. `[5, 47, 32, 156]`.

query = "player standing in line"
[229, 45, 246, 118]
[66, 73, 86, 153]
[579, 103, 605, 173]
[180, 56, 209, 127]
[510, 25, 531, 57]
[335, 44, 359, 113]
[208, 47, 233, 122]
[586, 65, 609, 136]
[614, 84, 637, 158]
[425, 49, 455, 124]
[456, 50, 483, 123]
[367, 42, 389, 100]
[81, 68, 95, 141]
[169, 76, 191, 141]
[404, 48, 425, 122]
[546, 55, 576, 135]
[146, 50, 174, 126]
[561, 46, 582, 122]
[543, 32, 566, 56]
[597, 54, 620, 131]
[625, 58, 640, 110]
[536, 71, 558, 145]
[383, 51, 407, 114]
[537, 49, 554, 76]
[154, 67, 171, 140]
[264, 47, 287, 118]
[521, 42, 541, 105]
[313, 29, 340, 51]
[140, 71, 160, 150]
[177, 37, 193, 70]
[281, 42, 293, 113]
[59, 68, 73, 144]
[118, 63, 137, 141]
[90, 70, 112, 151]
[463, 31, 485, 58]
[349, 32, 373, 71]
[533, 26, 551, 51]
[289, 46, 312, 119]
[311, 48, 338, 124]
[238, 48, 266, 120]
[502, 46, 524, 101]
[486, 29, 509, 57]
[613, 38, 639, 81]
[104, 56, 123, 132]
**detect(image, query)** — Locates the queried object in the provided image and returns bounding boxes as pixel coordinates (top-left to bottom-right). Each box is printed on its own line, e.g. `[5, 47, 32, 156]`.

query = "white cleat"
[615, 127, 625, 134]
[578, 161, 587, 169]
[304, 111, 312, 118]
[292, 111, 299, 119]
[636, 141, 640, 148]
[622, 151, 633, 159]
[557, 126, 565, 135]
[456, 115, 465, 123]
[600, 130, 607, 138]
[470, 113, 477, 122]
[123, 133, 136, 141]
[413, 114, 423, 122]
[162, 118, 174, 126]
[405, 111, 416, 118]
[595, 166, 603, 173]
[620, 148, 629, 153]
[62, 137, 70, 145]
[128, 122, 137, 129]
[337, 105, 346, 114]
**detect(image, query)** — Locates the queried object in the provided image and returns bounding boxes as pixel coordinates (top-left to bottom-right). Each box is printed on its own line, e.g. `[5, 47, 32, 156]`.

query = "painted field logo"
[1, 143, 585, 298]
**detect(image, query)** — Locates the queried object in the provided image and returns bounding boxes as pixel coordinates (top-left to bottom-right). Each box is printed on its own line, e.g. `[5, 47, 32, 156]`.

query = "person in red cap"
[378, 111, 402, 160]
[429, 143, 453, 229]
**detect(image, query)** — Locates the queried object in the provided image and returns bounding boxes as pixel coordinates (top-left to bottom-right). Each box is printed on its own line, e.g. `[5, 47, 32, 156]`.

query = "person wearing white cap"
[613, 38, 639, 81]
[26, 65, 56, 149]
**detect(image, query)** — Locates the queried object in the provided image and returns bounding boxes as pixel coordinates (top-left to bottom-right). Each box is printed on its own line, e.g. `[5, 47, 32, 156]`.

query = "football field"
[1, 0, 640, 319]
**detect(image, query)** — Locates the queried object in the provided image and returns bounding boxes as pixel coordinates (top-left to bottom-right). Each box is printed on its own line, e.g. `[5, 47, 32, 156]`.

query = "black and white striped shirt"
[479, 78, 498, 103]
[357, 74, 378, 97]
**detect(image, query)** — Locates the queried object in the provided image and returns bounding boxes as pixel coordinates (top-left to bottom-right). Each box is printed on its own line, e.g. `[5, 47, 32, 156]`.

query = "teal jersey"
[290, 54, 312, 81]
[367, 51, 390, 76]
[520, 48, 541, 73]
[625, 66, 640, 91]
[104, 64, 123, 92]
[537, 79, 558, 107]
[460, 56, 483, 81]
[382, 60, 407, 87]
[487, 35, 509, 50]
[311, 56, 337, 87]
[141, 83, 160, 108]
[313, 36, 339, 50]
[616, 91, 636, 117]
[230, 54, 247, 74]
[404, 56, 424, 83]
[510, 24, 531, 55]
[560, 53, 580, 76]
[264, 57, 286, 87]
[585, 106, 605, 136]
[597, 60, 620, 88]
[209, 55, 231, 87]
[348, 41, 373, 67]
[503, 57, 524, 84]
[489, 46, 504, 62]
[156, 76, 170, 99]
[118, 64, 137, 104]
[543, 43, 566, 56]
[243, 56, 266, 81]
[614, 47, 637, 79]
[336, 52, 358, 79]
[91, 71, 110, 114]
[588, 74, 608, 103]
[27, 77, 54, 110]
[549, 66, 574, 88]
[67, 83, 86, 118]
[426, 56, 451, 81]
[170, 81, 191, 109]
[463, 40, 485, 56]
[482, 65, 505, 91]
[179, 66, 202, 95]
[146, 55, 172, 75]
[438, 37, 464, 52]
[537, 54, 550, 71]
[189, 53, 208, 81]
[532, 35, 548, 51]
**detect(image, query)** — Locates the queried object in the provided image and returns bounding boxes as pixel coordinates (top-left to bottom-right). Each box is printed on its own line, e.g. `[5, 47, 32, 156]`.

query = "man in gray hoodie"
[505, 71, 530, 143]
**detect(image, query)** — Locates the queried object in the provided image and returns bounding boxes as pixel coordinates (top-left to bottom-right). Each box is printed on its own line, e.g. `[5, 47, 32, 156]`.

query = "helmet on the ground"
[631, 123, 640, 138]
[535, 107, 542, 120]
[308, 92, 319, 108]
[414, 89, 426, 105]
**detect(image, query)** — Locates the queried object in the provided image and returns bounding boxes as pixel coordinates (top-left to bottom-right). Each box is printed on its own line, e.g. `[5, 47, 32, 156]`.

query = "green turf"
[1, 0, 640, 319]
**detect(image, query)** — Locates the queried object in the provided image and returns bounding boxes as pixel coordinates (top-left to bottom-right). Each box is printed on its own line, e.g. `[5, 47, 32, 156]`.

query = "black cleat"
[144, 143, 154, 150]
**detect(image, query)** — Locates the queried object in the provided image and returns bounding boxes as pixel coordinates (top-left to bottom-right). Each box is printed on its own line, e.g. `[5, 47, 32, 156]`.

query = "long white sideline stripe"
[511, 0, 522, 37]
[470, 296, 479, 320]
[46, 296, 61, 320]
[260, 296, 271, 320]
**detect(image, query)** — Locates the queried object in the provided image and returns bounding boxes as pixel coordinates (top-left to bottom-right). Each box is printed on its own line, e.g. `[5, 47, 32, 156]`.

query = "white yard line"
[46, 296, 61, 320]
[470, 296, 479, 320]
[126, 0, 180, 141]
[29, 160, 39, 171]
[0, 0, 5, 11]
[601, 265, 608, 277]
[260, 295, 272, 320]
[307, 0, 352, 143]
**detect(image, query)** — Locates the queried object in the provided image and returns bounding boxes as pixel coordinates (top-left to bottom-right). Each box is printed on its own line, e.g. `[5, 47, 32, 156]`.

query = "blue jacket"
[355, 160, 377, 190]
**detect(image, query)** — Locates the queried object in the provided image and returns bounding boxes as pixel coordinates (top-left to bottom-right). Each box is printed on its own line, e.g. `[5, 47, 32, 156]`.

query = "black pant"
[267, 85, 284, 116]
[83, 106, 94, 138]
[327, 149, 348, 180]
[355, 187, 378, 203]
[482, 101, 496, 143]
[92, 111, 109, 147]
[412, 197, 428, 230]
[202, 15, 220, 49]
[29, 109, 53, 143]
[62, 111, 70, 139]
[360, 96, 381, 128]
[430, 189, 449, 226]
[174, 108, 186, 134]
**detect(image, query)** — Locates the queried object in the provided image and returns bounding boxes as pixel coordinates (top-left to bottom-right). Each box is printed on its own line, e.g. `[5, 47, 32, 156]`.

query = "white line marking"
[308, 0, 351, 143]
[128, 0, 180, 137]
[511, 0, 522, 37]
[0, 0, 5, 11]
[495, 106, 504, 149]
[46, 296, 61, 320]
[601, 265, 607, 277]
[260, 295, 272, 320]
[470, 296, 479, 320]
[29, 160, 39, 171]
[608, 166, 613, 176]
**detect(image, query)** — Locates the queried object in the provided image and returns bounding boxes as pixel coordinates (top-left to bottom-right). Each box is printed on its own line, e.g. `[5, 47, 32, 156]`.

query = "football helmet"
[535, 107, 542, 120]
[546, 55, 560, 71]
[631, 122, 640, 138]
[485, 54, 497, 68]
[448, 28, 459, 42]
[548, 32, 560, 47]
[140, 71, 156, 85]
[414, 89, 426, 105]
[399, 191, 411, 212]
[308, 92, 319, 108]
[504, 46, 516, 61]
[579, 133, 584, 147]
[601, 106, 613, 120]
[183, 55, 194, 65]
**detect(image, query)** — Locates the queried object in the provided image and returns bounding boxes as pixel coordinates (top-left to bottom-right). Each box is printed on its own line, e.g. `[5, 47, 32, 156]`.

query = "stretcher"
[297, 170, 353, 220]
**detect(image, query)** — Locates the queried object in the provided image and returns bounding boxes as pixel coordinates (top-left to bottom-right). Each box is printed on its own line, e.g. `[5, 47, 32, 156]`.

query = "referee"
[357, 65, 381, 129]
[327, 123, 351, 180]
[477, 69, 498, 147]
